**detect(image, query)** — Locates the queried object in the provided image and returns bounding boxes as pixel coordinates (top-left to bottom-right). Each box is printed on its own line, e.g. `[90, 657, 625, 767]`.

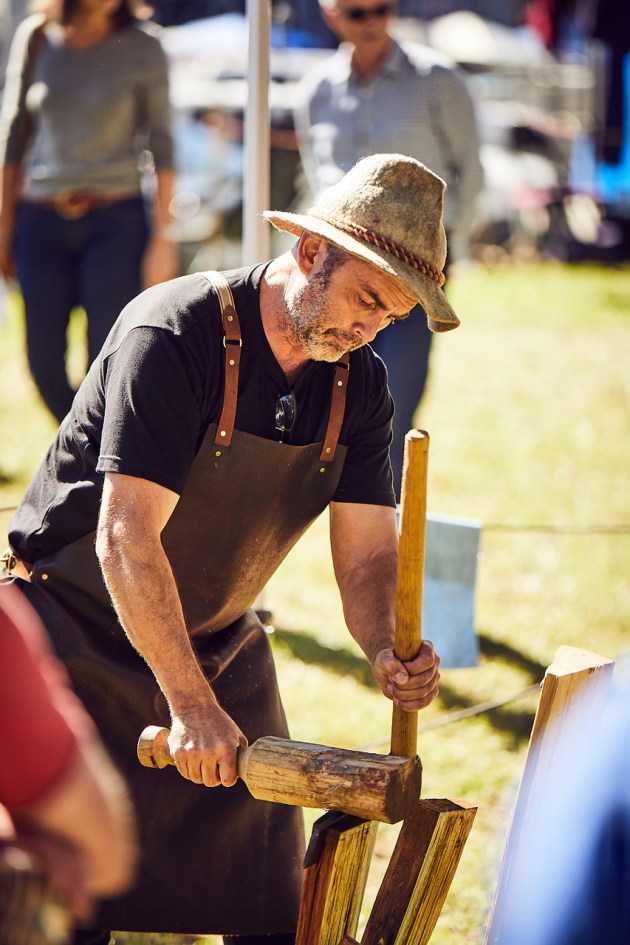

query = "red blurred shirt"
[0, 586, 93, 812]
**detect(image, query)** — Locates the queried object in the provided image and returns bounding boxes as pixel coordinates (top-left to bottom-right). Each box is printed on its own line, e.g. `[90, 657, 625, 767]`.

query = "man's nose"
[353, 312, 386, 343]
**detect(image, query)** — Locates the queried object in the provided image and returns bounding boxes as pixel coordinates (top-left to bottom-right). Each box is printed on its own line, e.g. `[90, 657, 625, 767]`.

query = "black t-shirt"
[10, 264, 396, 561]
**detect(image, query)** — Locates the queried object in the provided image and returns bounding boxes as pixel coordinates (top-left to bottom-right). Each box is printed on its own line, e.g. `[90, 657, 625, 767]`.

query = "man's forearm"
[95, 473, 247, 785]
[97, 533, 215, 716]
[338, 552, 398, 664]
[330, 502, 400, 663]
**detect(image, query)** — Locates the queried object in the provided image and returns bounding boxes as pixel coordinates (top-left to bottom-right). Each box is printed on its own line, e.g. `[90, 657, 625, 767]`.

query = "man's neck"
[260, 256, 312, 384]
[350, 35, 393, 80]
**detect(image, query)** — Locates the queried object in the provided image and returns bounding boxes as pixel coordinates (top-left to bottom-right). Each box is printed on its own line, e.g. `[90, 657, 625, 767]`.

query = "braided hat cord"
[312, 211, 446, 287]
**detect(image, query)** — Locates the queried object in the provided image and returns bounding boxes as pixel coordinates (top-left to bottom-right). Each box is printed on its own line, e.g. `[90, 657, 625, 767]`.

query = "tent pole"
[243, 0, 271, 265]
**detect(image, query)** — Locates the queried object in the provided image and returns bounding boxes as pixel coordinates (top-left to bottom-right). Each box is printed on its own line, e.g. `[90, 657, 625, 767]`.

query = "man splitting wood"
[2, 153, 457, 945]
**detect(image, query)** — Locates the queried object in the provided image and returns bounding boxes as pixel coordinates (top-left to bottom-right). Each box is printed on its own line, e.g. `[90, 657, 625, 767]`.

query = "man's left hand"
[371, 640, 441, 711]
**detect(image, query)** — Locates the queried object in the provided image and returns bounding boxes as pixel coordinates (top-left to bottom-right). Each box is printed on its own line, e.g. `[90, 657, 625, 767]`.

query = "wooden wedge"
[361, 797, 477, 945]
[296, 810, 378, 945]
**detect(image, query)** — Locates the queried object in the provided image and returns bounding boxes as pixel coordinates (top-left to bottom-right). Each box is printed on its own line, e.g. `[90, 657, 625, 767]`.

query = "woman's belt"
[28, 192, 134, 219]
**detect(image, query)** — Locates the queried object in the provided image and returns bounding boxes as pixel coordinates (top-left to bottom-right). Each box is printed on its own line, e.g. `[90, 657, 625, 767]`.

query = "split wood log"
[296, 811, 378, 945]
[391, 430, 429, 759]
[138, 727, 422, 824]
[361, 797, 477, 945]
[484, 645, 614, 945]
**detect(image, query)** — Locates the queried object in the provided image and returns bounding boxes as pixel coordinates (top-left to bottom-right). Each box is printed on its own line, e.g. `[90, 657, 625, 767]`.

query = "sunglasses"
[275, 391, 297, 438]
[338, 2, 396, 22]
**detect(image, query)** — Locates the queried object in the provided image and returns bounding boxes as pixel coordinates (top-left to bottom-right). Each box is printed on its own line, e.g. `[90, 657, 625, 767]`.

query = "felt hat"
[264, 152, 459, 332]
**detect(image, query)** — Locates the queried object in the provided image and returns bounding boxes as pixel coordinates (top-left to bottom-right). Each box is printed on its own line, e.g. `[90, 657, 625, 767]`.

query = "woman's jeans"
[15, 197, 149, 422]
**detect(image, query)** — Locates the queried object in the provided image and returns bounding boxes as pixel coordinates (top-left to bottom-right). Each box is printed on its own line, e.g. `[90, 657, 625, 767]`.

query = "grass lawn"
[1, 259, 629, 944]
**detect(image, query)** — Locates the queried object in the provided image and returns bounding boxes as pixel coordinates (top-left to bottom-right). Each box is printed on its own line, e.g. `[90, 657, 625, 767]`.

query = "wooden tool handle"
[136, 725, 252, 777]
[137, 725, 177, 769]
[391, 429, 429, 758]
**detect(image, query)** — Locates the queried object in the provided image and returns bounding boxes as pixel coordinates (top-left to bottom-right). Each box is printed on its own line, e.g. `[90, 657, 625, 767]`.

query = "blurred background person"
[294, 0, 483, 497]
[0, 0, 176, 423]
[0, 1, 30, 83]
[0, 583, 137, 944]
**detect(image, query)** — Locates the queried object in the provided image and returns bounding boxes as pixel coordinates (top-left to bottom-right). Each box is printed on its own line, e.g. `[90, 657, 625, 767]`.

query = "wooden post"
[391, 430, 429, 759]
[484, 645, 614, 944]
[361, 797, 477, 945]
[296, 811, 379, 945]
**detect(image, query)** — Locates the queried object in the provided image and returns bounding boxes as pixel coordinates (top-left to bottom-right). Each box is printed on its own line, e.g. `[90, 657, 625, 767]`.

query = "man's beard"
[285, 272, 362, 362]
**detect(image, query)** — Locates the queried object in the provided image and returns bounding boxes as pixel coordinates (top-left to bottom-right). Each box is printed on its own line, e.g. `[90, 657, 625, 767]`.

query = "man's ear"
[296, 232, 326, 276]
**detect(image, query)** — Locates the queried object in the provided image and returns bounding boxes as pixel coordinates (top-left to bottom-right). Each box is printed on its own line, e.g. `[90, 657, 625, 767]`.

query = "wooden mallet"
[137, 729, 421, 824]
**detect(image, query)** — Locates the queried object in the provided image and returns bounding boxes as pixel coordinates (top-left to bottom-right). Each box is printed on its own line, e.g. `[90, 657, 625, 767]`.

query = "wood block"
[529, 645, 613, 760]
[296, 810, 379, 945]
[362, 797, 477, 945]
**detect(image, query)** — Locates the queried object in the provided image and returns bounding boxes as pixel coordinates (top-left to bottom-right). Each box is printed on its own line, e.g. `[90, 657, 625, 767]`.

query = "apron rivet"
[220, 430, 227, 437]
[325, 447, 331, 453]
[41, 572, 48, 580]
[227, 315, 233, 321]
[215, 450, 222, 457]
[229, 359, 235, 366]
[319, 467, 326, 473]
[337, 380, 343, 387]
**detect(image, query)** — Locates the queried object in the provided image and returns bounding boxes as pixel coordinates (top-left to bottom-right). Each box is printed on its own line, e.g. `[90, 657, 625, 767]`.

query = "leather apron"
[17, 273, 350, 935]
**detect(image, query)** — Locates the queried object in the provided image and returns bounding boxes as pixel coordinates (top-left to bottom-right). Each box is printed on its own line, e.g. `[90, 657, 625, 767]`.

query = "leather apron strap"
[319, 353, 350, 463]
[204, 271, 242, 448]
[202, 270, 350, 463]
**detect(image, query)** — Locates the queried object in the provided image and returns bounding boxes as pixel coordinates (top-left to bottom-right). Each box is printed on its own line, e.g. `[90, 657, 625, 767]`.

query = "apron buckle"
[0, 547, 33, 582]
[0, 547, 17, 572]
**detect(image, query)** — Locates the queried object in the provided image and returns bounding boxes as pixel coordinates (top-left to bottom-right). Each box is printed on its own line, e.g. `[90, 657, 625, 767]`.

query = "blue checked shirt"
[294, 39, 484, 255]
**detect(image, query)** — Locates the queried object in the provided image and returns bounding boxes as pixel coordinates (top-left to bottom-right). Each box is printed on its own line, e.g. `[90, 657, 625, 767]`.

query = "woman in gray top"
[0, 0, 176, 422]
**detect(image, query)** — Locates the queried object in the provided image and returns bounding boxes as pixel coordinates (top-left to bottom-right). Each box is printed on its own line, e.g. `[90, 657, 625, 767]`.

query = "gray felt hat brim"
[264, 154, 461, 332]
[263, 210, 460, 333]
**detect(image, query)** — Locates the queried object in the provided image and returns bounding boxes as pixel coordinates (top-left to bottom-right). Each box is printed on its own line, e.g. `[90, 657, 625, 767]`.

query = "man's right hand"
[167, 702, 248, 788]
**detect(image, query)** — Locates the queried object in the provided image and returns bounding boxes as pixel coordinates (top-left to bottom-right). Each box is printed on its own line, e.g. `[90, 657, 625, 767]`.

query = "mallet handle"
[137, 726, 422, 825]
[391, 430, 429, 758]
[138, 725, 253, 777]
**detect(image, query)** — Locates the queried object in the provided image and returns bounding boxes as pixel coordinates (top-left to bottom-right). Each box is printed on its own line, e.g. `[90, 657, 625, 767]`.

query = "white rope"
[357, 683, 542, 751]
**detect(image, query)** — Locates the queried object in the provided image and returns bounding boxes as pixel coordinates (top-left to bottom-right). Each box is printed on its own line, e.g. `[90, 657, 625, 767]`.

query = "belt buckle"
[55, 194, 92, 219]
